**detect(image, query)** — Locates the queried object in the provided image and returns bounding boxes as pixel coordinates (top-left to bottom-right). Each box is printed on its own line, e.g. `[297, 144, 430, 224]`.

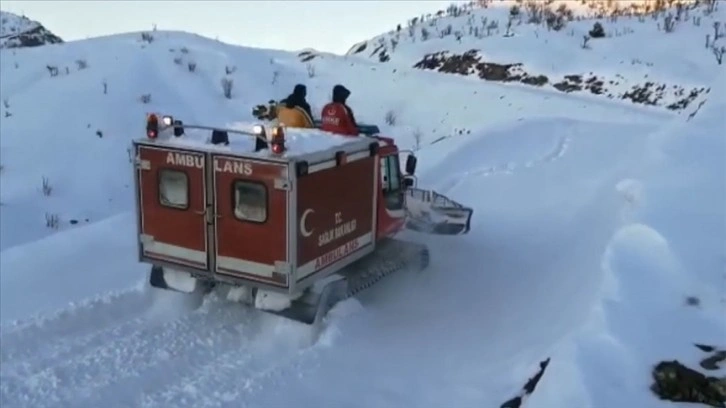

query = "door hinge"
[195, 206, 220, 224]
[135, 157, 151, 170]
[274, 178, 291, 191]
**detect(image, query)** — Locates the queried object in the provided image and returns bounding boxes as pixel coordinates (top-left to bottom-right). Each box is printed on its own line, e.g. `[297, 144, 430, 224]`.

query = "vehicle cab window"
[380, 155, 404, 211]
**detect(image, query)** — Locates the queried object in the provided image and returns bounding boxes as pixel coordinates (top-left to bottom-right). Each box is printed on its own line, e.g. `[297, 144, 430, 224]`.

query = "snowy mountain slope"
[347, 0, 724, 112]
[0, 12, 724, 408]
[0, 11, 63, 48]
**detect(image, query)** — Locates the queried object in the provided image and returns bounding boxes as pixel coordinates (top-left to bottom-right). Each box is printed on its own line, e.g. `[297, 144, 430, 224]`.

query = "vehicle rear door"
[135, 144, 209, 270]
[211, 154, 290, 288]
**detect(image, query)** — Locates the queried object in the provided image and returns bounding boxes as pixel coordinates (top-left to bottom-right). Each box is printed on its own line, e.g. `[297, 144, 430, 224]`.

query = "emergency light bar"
[145, 113, 279, 153]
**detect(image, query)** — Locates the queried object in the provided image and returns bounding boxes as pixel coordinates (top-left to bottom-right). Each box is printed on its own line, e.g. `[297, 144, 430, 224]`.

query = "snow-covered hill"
[0, 11, 63, 49]
[0, 8, 724, 408]
[347, 0, 724, 112]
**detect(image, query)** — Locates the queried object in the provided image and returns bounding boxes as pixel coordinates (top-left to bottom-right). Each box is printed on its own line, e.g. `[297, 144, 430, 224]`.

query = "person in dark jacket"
[280, 84, 313, 119]
[320, 84, 358, 136]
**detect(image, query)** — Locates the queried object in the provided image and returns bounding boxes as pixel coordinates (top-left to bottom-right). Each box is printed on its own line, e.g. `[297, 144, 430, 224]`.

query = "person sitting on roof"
[275, 84, 314, 128]
[320, 84, 359, 137]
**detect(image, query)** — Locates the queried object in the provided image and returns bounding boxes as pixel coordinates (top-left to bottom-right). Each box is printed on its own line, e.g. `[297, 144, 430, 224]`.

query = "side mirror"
[405, 155, 417, 175]
[403, 176, 414, 188]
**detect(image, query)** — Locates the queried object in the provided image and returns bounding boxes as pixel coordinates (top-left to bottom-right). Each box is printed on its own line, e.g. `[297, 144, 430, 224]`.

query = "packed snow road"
[0, 116, 661, 408]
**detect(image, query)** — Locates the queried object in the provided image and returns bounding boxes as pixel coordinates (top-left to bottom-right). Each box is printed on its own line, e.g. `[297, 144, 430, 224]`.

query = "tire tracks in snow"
[438, 134, 572, 194]
[0, 288, 153, 368]
[0, 293, 320, 408]
[135, 315, 320, 408]
[0, 297, 241, 408]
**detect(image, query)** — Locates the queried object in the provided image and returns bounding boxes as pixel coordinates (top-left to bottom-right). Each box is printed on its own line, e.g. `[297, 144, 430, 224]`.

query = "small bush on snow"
[173, 57, 182, 65]
[384, 110, 397, 125]
[225, 65, 236, 75]
[221, 77, 234, 99]
[306, 63, 316, 78]
[140, 32, 154, 43]
[41, 176, 52, 196]
[412, 128, 423, 151]
[45, 213, 60, 230]
[75, 59, 88, 70]
[582, 35, 591, 49]
[187, 61, 197, 72]
[46, 65, 59, 77]
[713, 45, 725, 65]
[140, 94, 152, 104]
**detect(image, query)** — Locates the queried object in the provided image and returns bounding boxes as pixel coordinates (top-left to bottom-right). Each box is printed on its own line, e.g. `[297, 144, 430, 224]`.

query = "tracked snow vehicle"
[132, 113, 472, 333]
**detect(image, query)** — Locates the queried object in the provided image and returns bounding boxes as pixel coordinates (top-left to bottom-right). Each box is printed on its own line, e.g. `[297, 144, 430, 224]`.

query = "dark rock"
[650, 360, 726, 408]
[1, 21, 63, 49]
[696, 344, 717, 353]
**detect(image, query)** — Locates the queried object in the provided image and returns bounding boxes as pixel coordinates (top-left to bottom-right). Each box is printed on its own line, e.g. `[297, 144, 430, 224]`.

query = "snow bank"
[152, 121, 364, 158]
[0, 212, 148, 324]
[529, 70, 726, 408]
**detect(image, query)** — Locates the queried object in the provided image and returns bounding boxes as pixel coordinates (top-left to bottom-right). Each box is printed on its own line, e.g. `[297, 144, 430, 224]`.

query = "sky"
[0, 0, 466, 54]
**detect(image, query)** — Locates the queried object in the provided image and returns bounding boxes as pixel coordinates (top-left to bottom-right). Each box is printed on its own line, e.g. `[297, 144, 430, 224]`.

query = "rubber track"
[339, 238, 429, 300]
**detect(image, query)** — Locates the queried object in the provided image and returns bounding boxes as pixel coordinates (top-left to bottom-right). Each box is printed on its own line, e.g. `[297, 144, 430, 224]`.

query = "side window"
[159, 169, 189, 209]
[380, 155, 401, 192]
[379, 155, 404, 211]
[387, 155, 401, 192]
[380, 158, 389, 190]
[233, 181, 267, 223]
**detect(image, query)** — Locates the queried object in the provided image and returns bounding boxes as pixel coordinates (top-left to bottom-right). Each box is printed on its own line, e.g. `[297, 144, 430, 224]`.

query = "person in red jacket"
[320, 84, 359, 137]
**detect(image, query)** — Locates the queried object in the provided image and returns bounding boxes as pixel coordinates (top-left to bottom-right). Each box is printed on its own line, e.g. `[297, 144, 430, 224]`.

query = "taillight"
[146, 114, 159, 139]
[270, 126, 285, 154]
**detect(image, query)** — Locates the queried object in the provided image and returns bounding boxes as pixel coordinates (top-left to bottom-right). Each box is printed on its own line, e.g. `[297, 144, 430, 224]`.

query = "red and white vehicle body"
[133, 114, 471, 326]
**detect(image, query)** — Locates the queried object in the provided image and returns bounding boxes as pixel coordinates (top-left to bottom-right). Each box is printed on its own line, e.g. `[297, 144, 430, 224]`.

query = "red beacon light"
[146, 113, 159, 139]
[270, 126, 286, 155]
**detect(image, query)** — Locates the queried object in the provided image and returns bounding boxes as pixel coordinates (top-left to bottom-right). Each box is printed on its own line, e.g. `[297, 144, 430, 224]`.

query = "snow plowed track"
[0, 288, 318, 408]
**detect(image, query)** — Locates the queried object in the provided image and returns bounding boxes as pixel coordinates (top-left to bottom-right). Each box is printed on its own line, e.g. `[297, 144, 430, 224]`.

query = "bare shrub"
[75, 59, 88, 70]
[102, 80, 107, 94]
[306, 63, 316, 78]
[664, 13, 676, 33]
[271, 70, 279, 85]
[2, 98, 8, 109]
[45, 212, 60, 230]
[141, 32, 154, 43]
[384, 109, 397, 125]
[180, 46, 189, 54]
[582, 35, 591, 49]
[41, 176, 52, 196]
[412, 128, 423, 151]
[225, 65, 236, 75]
[187, 61, 197, 72]
[173, 57, 183, 65]
[140, 93, 152, 104]
[46, 65, 58, 77]
[221, 77, 234, 99]
[714, 45, 725, 65]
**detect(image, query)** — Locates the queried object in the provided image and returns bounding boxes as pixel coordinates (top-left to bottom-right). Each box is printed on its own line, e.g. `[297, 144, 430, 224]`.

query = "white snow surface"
[152, 122, 367, 158]
[1, 4, 725, 407]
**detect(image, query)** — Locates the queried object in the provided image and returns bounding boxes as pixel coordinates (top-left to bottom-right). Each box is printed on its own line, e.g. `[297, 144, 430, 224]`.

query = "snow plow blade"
[404, 188, 473, 235]
[261, 238, 429, 332]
